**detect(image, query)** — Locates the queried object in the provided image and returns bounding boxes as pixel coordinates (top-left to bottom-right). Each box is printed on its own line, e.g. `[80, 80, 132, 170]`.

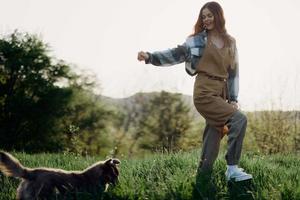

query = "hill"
[99, 92, 203, 120]
[99, 92, 300, 122]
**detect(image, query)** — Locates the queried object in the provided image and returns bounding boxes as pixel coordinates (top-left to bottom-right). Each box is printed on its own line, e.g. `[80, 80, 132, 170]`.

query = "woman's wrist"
[145, 52, 151, 64]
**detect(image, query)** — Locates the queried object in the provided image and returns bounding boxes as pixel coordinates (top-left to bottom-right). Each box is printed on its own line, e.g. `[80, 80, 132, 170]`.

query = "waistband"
[198, 72, 227, 82]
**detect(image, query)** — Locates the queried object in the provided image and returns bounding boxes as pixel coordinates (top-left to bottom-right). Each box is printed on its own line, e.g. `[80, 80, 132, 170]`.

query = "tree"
[0, 53, 6, 107]
[61, 84, 116, 156]
[137, 91, 192, 153]
[0, 31, 76, 152]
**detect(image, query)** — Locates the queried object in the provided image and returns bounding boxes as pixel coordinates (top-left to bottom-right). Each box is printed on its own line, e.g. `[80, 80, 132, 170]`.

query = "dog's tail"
[0, 151, 27, 178]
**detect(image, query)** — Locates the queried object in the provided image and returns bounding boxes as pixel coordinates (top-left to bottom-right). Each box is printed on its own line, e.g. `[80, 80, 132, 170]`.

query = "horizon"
[100, 91, 300, 112]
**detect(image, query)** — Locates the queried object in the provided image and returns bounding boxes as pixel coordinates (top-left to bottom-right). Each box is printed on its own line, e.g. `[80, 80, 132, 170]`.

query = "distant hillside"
[99, 92, 202, 120]
[99, 92, 300, 121]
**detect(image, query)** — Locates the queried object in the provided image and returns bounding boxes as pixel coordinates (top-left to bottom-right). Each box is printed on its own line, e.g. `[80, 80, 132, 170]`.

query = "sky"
[0, 0, 299, 111]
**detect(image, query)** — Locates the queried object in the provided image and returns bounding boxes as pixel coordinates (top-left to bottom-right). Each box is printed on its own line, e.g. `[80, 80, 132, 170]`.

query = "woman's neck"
[208, 29, 219, 37]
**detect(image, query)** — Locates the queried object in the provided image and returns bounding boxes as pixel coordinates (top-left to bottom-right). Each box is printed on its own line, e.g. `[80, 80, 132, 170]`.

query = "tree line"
[1, 31, 299, 157]
[0, 31, 193, 156]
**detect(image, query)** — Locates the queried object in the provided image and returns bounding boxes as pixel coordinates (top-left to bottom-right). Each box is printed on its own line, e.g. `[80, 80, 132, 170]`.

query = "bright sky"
[1, 0, 299, 111]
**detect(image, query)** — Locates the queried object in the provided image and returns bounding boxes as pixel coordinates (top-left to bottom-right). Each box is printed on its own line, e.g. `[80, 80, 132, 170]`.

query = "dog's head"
[101, 158, 120, 186]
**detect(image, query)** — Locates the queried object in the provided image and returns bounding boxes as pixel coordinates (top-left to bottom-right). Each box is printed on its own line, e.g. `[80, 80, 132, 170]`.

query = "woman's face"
[201, 8, 215, 30]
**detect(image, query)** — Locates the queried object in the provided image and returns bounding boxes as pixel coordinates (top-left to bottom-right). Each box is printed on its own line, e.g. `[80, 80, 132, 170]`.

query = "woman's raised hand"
[137, 51, 149, 61]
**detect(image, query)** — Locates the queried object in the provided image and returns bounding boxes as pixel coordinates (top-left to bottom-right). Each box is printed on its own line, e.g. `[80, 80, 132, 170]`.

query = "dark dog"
[0, 151, 120, 199]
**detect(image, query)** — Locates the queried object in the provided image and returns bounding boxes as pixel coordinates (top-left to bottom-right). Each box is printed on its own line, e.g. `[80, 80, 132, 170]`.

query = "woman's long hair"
[191, 1, 232, 47]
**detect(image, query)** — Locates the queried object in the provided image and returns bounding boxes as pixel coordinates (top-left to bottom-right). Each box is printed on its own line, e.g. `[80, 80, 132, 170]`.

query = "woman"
[137, 2, 252, 183]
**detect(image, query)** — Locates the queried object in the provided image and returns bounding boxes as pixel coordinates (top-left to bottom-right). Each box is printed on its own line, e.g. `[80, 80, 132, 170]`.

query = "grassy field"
[0, 151, 299, 200]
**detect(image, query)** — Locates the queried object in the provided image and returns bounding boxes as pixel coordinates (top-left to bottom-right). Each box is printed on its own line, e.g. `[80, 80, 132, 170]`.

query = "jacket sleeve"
[228, 42, 239, 102]
[145, 44, 191, 66]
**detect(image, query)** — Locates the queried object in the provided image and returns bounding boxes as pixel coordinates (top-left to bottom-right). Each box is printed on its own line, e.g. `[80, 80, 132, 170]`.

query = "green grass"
[0, 151, 300, 200]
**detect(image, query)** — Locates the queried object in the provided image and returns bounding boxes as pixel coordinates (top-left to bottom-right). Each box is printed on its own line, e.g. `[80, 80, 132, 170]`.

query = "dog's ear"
[111, 159, 120, 165]
[104, 158, 112, 165]
[104, 158, 120, 166]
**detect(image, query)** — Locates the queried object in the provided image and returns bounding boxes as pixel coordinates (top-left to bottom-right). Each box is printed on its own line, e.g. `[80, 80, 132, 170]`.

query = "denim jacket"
[146, 31, 239, 102]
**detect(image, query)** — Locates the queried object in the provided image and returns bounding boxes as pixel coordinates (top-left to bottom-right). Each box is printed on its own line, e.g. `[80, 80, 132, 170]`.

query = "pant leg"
[194, 123, 221, 199]
[225, 111, 248, 165]
[199, 123, 222, 171]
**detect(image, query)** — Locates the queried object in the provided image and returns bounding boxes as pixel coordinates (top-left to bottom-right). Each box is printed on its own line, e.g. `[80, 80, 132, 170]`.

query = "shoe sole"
[228, 174, 253, 182]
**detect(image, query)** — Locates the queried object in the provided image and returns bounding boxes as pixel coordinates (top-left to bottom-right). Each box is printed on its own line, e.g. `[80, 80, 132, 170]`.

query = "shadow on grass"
[192, 170, 217, 200]
[191, 170, 255, 200]
[227, 179, 255, 200]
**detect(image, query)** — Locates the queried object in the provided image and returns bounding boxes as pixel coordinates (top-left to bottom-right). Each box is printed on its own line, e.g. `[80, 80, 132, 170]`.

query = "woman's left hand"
[230, 101, 240, 110]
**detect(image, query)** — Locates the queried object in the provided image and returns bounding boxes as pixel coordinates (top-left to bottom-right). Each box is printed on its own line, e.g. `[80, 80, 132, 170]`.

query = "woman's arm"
[228, 67, 239, 102]
[228, 43, 239, 102]
[138, 44, 190, 66]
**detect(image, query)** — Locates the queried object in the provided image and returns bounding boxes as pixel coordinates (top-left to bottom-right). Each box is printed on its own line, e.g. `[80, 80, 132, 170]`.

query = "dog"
[0, 151, 120, 199]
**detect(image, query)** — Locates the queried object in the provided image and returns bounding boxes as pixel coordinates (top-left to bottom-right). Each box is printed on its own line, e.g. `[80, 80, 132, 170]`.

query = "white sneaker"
[225, 167, 253, 182]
